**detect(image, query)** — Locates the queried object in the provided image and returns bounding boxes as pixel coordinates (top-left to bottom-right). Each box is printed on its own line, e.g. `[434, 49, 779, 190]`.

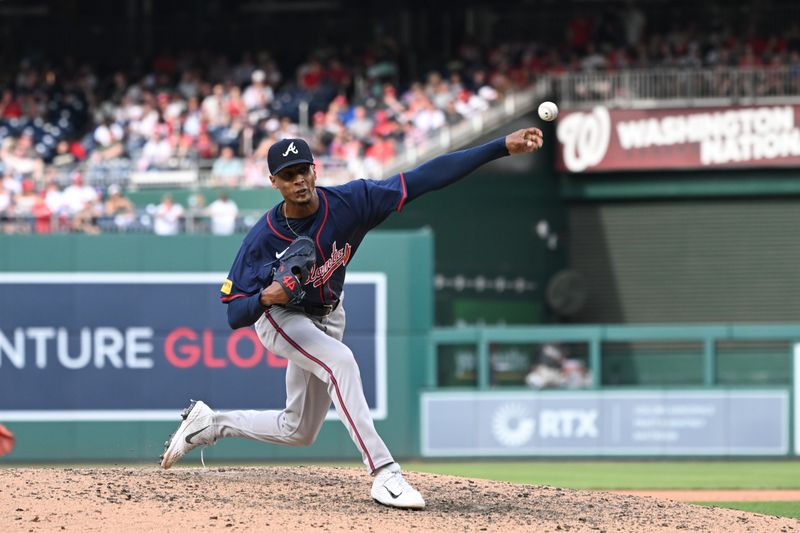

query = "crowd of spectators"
[0, 36, 506, 186]
[0, 170, 241, 236]
[0, 35, 509, 234]
[549, 10, 800, 100]
[2, 7, 800, 234]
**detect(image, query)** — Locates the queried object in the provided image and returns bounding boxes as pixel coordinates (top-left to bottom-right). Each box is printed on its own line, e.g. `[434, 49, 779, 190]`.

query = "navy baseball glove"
[273, 236, 316, 304]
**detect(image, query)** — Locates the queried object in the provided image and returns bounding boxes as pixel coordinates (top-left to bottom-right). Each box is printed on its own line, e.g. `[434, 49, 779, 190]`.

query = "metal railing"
[0, 208, 264, 235]
[553, 66, 800, 108]
[430, 323, 800, 389]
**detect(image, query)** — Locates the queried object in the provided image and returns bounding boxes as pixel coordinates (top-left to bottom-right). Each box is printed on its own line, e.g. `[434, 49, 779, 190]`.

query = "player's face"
[271, 163, 317, 205]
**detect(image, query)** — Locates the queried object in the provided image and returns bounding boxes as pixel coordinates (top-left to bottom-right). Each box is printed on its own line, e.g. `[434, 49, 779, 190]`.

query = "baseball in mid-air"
[538, 101, 559, 122]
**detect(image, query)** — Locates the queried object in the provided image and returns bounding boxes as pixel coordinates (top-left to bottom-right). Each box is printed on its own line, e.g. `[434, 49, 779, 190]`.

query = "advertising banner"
[421, 390, 789, 456]
[0, 272, 386, 421]
[555, 104, 800, 172]
[795, 343, 800, 456]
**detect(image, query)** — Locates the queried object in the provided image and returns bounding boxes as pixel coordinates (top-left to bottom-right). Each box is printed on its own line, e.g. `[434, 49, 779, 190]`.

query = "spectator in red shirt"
[226, 86, 247, 121]
[739, 43, 764, 67]
[568, 15, 593, 53]
[372, 110, 400, 139]
[365, 135, 396, 165]
[325, 58, 351, 89]
[153, 49, 178, 75]
[32, 192, 52, 234]
[196, 130, 218, 159]
[298, 58, 323, 90]
[0, 89, 22, 119]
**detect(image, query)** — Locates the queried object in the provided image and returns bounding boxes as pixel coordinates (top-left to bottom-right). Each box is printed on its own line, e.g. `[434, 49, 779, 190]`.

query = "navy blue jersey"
[219, 137, 509, 328]
[220, 174, 407, 306]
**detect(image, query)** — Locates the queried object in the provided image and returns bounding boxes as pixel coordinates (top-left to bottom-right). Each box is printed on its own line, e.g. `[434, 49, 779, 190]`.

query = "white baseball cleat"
[371, 462, 426, 509]
[160, 400, 216, 469]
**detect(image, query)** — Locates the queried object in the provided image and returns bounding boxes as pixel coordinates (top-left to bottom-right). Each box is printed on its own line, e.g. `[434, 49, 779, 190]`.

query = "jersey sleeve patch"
[221, 278, 233, 295]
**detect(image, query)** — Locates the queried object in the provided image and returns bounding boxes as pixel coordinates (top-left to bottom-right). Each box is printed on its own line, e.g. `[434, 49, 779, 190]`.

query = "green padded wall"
[380, 135, 566, 325]
[0, 230, 433, 462]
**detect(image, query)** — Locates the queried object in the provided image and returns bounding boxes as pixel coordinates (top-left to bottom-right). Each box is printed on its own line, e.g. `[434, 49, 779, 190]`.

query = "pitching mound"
[1, 466, 797, 532]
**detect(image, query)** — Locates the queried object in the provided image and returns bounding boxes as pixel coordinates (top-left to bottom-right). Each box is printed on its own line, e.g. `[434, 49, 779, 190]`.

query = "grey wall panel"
[569, 200, 800, 323]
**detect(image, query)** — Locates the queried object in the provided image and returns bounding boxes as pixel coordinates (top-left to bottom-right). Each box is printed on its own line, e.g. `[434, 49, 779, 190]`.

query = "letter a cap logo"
[268, 138, 314, 175]
[282, 142, 298, 157]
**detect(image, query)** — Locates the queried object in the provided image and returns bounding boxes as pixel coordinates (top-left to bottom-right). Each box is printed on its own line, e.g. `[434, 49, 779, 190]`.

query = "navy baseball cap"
[268, 138, 314, 175]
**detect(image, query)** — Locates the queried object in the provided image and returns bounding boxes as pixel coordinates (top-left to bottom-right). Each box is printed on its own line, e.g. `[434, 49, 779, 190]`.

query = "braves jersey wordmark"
[221, 176, 406, 307]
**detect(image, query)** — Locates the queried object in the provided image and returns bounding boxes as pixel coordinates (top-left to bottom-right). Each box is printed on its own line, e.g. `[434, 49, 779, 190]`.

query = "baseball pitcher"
[160, 128, 544, 509]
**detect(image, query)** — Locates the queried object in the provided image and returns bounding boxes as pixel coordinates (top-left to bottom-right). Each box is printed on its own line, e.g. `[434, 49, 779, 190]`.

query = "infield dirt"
[1, 466, 798, 532]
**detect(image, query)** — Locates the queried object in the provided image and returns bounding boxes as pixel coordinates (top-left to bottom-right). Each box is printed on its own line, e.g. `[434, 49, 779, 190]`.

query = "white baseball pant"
[213, 299, 394, 473]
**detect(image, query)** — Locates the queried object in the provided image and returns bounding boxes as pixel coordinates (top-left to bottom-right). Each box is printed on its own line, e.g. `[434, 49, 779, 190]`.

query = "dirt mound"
[1, 466, 797, 532]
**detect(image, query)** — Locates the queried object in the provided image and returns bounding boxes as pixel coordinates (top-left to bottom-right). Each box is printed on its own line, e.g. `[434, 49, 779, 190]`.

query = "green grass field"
[403, 461, 800, 490]
[694, 501, 800, 519]
[400, 461, 800, 519]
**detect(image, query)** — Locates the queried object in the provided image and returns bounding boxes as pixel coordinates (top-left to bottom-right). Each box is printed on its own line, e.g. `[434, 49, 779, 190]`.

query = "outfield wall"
[421, 389, 790, 457]
[1, 231, 799, 462]
[0, 230, 433, 463]
[426, 324, 800, 457]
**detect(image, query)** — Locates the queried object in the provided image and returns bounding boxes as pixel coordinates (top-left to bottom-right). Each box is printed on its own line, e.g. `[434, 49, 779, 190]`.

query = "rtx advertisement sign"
[421, 390, 788, 456]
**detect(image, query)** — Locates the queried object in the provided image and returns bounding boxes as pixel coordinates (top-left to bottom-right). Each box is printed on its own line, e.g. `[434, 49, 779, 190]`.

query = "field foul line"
[605, 490, 800, 501]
